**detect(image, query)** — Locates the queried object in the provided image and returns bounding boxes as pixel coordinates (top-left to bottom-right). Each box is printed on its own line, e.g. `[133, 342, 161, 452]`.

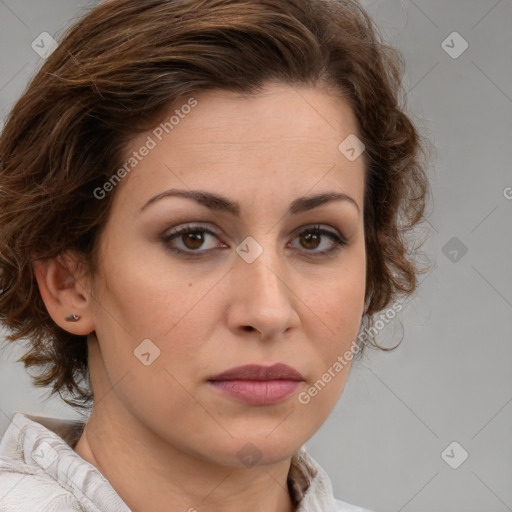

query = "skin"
[33, 82, 366, 512]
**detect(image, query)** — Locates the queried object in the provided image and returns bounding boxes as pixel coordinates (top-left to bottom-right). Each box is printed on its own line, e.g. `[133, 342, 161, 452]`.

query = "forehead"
[168, 83, 359, 147]
[113, 82, 365, 213]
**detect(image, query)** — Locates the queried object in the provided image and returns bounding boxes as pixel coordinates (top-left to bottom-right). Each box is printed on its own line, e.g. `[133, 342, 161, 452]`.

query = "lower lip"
[208, 379, 302, 405]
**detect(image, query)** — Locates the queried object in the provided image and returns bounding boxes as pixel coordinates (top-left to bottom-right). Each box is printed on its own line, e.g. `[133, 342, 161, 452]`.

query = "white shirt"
[0, 413, 373, 511]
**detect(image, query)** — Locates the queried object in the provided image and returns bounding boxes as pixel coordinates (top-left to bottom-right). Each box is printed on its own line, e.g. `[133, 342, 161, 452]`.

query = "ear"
[32, 253, 95, 335]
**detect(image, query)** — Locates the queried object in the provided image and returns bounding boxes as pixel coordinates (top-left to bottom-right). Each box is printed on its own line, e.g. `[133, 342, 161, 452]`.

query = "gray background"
[0, 1, 511, 511]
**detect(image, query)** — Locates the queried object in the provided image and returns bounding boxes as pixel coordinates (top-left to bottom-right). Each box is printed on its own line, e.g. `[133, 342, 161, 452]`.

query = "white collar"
[0, 412, 367, 511]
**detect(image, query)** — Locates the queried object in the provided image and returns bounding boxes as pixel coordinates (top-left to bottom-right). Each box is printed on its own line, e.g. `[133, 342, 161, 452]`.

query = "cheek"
[297, 277, 364, 418]
[307, 253, 366, 336]
[301, 259, 365, 394]
[92, 237, 207, 340]
[89, 251, 223, 399]
[331, 276, 366, 336]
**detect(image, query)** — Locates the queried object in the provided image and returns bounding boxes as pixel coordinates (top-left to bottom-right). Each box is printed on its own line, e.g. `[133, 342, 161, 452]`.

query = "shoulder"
[0, 456, 83, 512]
[290, 446, 374, 512]
[0, 412, 96, 511]
[334, 497, 374, 512]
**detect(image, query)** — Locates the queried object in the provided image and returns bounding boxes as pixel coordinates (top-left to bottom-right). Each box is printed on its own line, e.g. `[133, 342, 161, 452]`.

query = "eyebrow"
[140, 189, 360, 215]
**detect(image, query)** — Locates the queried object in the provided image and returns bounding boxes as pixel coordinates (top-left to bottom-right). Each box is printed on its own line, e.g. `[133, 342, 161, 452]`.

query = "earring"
[65, 314, 81, 322]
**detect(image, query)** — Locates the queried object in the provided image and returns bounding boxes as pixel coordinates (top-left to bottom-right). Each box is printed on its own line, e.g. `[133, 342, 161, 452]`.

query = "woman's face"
[86, 82, 366, 467]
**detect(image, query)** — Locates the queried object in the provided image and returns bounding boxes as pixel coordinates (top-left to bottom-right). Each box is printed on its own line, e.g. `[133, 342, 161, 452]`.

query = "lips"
[207, 363, 305, 405]
[208, 363, 304, 382]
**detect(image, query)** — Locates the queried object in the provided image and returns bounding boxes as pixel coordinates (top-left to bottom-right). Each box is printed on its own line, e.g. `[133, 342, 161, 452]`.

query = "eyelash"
[161, 223, 348, 259]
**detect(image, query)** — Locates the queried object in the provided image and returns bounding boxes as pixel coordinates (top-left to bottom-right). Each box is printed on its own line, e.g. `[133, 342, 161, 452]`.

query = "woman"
[0, 0, 429, 510]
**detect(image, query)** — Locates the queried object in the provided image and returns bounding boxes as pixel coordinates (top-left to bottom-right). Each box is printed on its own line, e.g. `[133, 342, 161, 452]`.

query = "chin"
[196, 425, 309, 469]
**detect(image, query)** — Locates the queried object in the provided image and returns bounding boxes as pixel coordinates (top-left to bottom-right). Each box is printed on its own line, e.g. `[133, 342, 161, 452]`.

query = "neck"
[73, 388, 296, 512]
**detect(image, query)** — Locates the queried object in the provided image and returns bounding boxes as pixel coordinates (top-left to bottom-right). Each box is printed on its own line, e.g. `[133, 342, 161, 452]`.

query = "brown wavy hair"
[0, 0, 430, 411]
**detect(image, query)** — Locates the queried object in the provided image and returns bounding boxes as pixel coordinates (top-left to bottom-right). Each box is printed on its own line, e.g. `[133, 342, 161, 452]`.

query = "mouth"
[207, 363, 305, 405]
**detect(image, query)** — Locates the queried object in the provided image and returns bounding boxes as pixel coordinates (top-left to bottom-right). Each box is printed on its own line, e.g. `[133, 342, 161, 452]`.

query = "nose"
[226, 241, 300, 341]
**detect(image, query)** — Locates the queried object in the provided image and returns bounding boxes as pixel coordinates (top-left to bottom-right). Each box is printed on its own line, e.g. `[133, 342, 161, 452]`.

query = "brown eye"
[299, 231, 321, 250]
[162, 223, 346, 259]
[162, 224, 224, 255]
[289, 225, 347, 258]
[181, 231, 206, 250]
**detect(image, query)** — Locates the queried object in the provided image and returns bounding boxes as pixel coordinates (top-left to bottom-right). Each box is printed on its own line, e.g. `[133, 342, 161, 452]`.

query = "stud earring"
[65, 314, 81, 322]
